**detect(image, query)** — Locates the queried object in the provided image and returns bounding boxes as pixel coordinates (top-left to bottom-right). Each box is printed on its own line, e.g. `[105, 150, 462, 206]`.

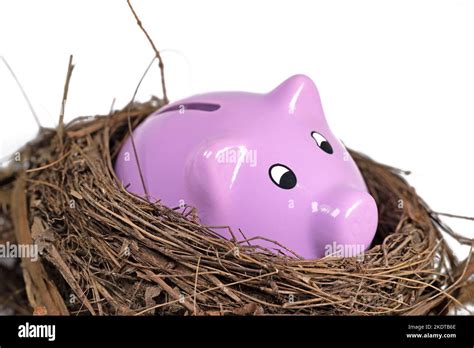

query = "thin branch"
[58, 55, 75, 151]
[193, 256, 201, 315]
[1, 56, 41, 128]
[127, 0, 168, 103]
[125, 56, 157, 200]
[434, 212, 474, 222]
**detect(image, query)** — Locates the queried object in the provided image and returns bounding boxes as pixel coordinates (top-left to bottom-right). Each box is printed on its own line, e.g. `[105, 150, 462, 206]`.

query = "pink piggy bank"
[115, 75, 378, 259]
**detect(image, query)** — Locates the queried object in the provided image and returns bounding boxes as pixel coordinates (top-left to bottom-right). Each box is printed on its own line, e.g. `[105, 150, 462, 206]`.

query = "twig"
[58, 55, 75, 151]
[124, 56, 158, 200]
[193, 256, 201, 315]
[1, 56, 41, 128]
[25, 150, 71, 173]
[10, 175, 69, 315]
[434, 211, 474, 222]
[126, 0, 168, 103]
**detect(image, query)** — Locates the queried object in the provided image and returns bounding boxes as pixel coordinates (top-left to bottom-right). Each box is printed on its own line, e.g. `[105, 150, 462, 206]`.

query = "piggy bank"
[115, 75, 378, 259]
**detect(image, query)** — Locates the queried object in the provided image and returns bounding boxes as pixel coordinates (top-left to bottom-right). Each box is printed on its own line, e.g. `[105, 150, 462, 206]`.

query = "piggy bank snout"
[340, 190, 378, 239]
[313, 189, 378, 258]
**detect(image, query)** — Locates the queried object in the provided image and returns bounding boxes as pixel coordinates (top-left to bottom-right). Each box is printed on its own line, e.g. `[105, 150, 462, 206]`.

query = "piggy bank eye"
[269, 164, 297, 190]
[311, 131, 333, 154]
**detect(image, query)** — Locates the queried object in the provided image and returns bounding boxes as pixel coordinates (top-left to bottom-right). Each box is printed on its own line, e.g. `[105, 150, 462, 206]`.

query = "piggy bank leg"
[312, 188, 378, 259]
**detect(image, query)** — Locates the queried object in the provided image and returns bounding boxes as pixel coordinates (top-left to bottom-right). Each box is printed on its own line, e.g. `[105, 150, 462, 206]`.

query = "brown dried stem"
[58, 55, 75, 152]
[126, 0, 168, 103]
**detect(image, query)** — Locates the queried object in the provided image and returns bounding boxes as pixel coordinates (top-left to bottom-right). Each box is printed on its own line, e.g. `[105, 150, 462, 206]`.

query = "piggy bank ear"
[267, 74, 325, 119]
[184, 138, 252, 214]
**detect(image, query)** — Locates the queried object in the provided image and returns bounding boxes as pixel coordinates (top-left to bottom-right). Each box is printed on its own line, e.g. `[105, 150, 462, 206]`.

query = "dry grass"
[1, 97, 471, 316]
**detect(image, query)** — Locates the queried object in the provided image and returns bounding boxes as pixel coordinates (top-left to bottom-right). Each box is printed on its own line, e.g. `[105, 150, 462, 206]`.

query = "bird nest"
[0, 97, 471, 316]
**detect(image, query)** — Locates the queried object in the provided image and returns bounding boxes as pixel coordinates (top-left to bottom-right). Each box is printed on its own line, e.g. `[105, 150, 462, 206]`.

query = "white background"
[0, 0, 472, 259]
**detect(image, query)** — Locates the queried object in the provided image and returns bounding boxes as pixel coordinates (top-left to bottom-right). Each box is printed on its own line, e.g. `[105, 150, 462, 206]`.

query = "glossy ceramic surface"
[115, 75, 378, 259]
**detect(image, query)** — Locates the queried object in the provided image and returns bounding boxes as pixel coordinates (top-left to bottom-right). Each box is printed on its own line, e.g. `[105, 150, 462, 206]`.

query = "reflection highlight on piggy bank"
[115, 75, 378, 259]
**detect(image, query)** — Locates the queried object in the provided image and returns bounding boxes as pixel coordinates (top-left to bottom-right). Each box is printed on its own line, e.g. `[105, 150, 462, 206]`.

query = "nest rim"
[0, 97, 469, 316]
